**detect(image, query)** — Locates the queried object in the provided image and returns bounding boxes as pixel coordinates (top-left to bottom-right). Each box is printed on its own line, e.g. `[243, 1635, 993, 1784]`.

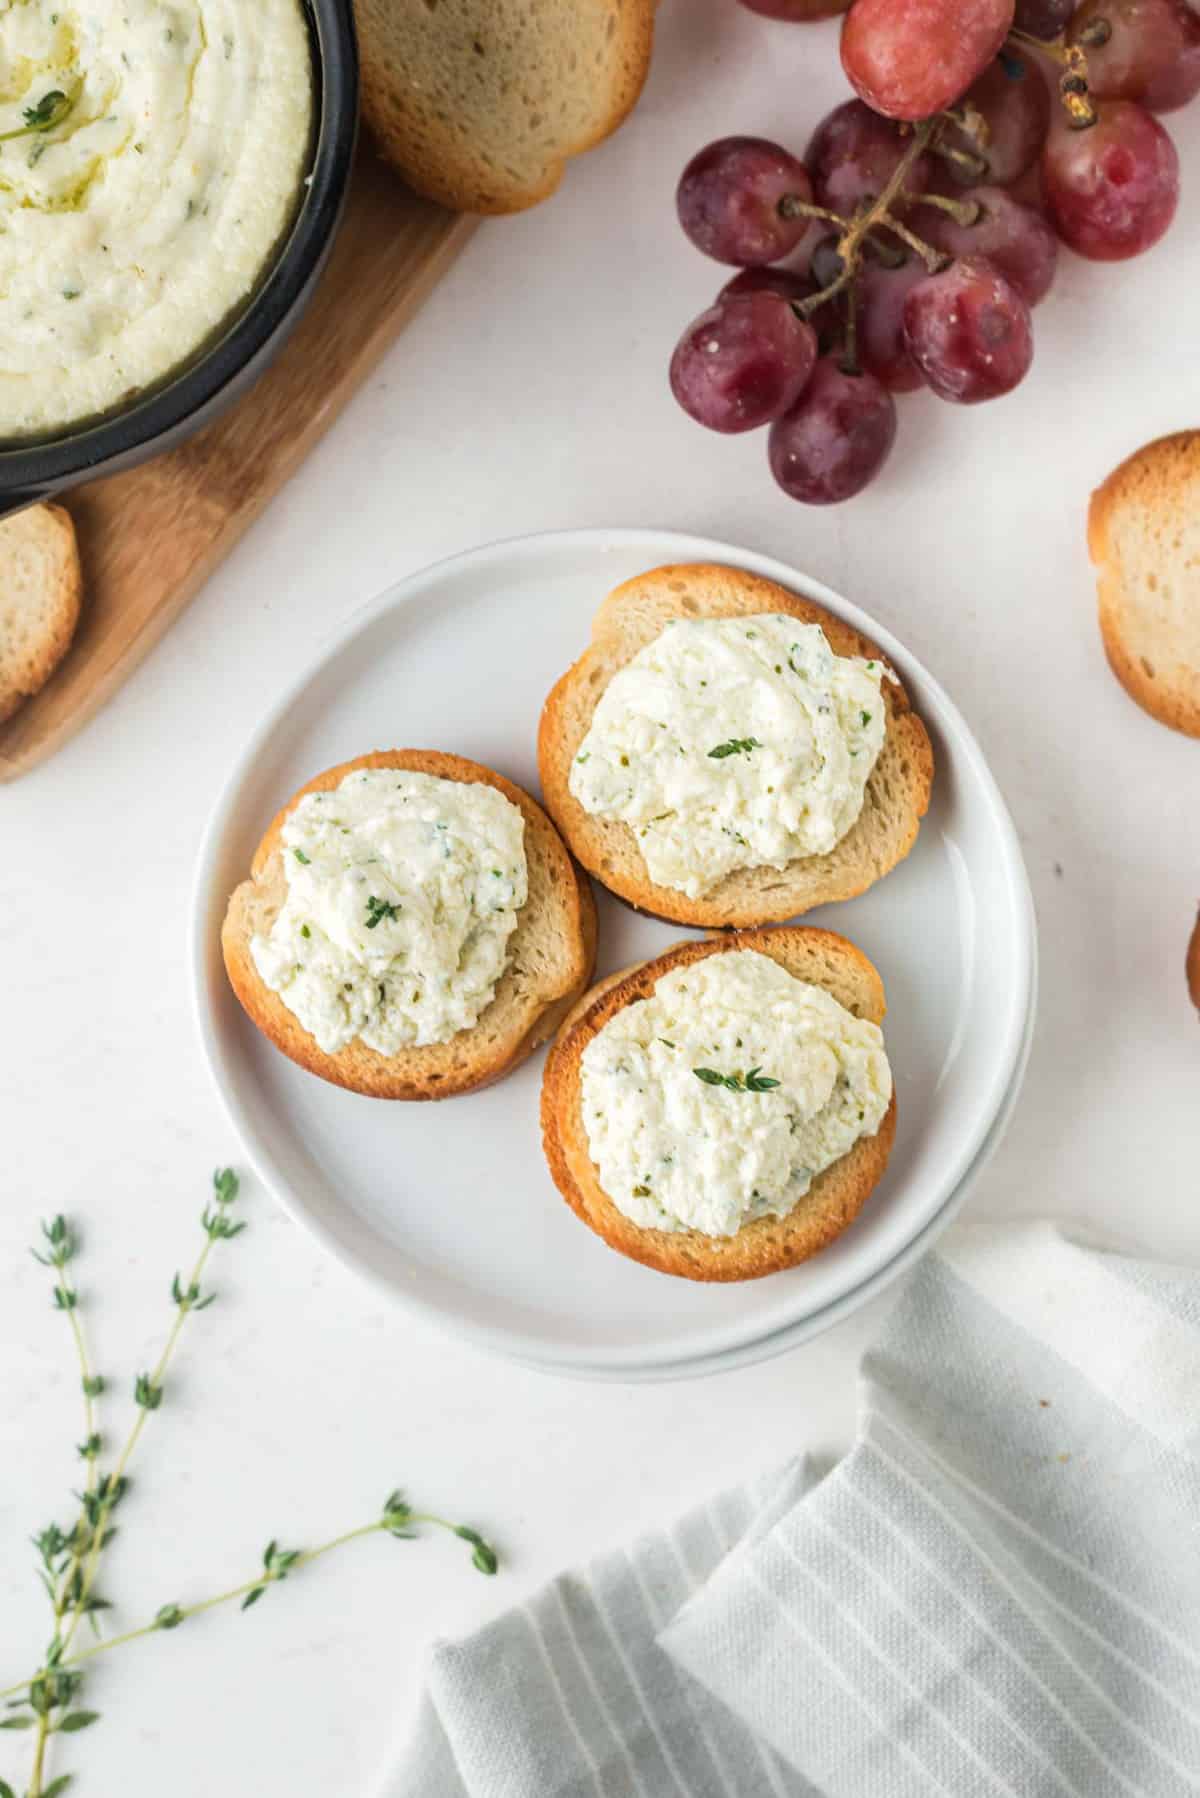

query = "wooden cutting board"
[0, 151, 476, 783]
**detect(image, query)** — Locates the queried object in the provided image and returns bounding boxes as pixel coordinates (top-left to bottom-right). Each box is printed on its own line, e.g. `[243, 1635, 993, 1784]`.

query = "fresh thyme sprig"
[0, 1493, 497, 1703]
[693, 1066, 781, 1093]
[3, 1169, 498, 1798]
[53, 1170, 246, 1677]
[18, 1218, 105, 1798]
[8, 1173, 247, 1795]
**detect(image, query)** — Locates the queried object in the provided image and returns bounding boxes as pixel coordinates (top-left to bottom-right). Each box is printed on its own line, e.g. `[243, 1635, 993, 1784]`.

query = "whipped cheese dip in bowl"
[0, 0, 356, 515]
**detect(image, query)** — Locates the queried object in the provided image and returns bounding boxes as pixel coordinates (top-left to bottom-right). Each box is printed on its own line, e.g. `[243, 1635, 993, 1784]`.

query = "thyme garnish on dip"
[0, 86, 78, 145]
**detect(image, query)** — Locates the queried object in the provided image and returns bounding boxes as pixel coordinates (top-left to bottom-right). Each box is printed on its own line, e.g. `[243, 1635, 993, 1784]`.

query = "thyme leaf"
[693, 1066, 781, 1093]
[707, 737, 762, 760]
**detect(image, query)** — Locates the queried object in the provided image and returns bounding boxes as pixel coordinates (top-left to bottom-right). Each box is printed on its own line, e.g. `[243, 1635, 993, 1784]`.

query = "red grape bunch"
[670, 0, 1196, 504]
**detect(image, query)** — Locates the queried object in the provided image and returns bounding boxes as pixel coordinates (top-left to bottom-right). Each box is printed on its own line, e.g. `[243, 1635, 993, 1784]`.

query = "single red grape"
[855, 257, 929, 389]
[903, 257, 1034, 403]
[670, 292, 818, 433]
[1013, 0, 1072, 34]
[1068, 0, 1200, 114]
[768, 356, 897, 503]
[841, 0, 1015, 121]
[915, 186, 1058, 305]
[1042, 101, 1179, 260]
[738, 0, 849, 15]
[722, 264, 846, 352]
[805, 100, 933, 214]
[754, 242, 851, 349]
[677, 137, 815, 267]
[939, 54, 1051, 187]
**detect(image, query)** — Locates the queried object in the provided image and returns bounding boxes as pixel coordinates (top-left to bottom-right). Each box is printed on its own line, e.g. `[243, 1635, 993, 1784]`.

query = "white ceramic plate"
[192, 529, 1035, 1378]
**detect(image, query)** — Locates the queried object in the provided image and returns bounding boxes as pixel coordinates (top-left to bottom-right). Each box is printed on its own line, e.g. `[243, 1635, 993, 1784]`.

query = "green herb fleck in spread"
[707, 737, 762, 760]
[364, 896, 402, 930]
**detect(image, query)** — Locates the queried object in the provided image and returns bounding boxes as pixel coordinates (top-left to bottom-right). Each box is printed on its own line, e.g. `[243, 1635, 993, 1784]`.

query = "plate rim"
[190, 525, 1037, 1376]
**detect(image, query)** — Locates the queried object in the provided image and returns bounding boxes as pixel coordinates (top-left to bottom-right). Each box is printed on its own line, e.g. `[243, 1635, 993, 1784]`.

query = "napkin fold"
[378, 1221, 1200, 1798]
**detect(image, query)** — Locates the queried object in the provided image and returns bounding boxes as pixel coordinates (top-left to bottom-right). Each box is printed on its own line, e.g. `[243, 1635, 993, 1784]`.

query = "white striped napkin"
[377, 1221, 1200, 1798]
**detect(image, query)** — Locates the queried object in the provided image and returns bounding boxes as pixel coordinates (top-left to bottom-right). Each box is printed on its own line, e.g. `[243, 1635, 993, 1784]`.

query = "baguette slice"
[541, 927, 896, 1282]
[222, 750, 596, 1100]
[538, 563, 934, 927]
[0, 504, 83, 725]
[1088, 430, 1200, 738]
[354, 0, 656, 215]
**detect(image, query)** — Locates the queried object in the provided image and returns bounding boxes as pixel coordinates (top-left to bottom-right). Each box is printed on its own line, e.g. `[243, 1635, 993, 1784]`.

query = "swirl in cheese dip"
[570, 615, 888, 898]
[250, 770, 529, 1056]
[0, 0, 313, 440]
[580, 950, 892, 1239]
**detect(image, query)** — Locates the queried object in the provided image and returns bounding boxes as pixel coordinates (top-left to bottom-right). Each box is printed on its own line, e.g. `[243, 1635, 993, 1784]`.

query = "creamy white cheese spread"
[569, 615, 888, 898]
[579, 949, 891, 1239]
[250, 769, 528, 1056]
[0, 0, 313, 440]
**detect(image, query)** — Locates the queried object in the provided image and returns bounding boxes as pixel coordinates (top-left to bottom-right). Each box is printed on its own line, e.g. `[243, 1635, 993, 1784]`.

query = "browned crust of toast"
[356, 0, 656, 216]
[0, 503, 83, 725]
[222, 749, 597, 1100]
[540, 928, 896, 1282]
[1088, 430, 1200, 738]
[537, 563, 935, 927]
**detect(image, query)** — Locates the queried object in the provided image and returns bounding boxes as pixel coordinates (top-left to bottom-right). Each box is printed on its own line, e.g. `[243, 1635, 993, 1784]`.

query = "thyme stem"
[51, 1261, 100, 1607]
[0, 1512, 494, 1701]
[55, 1223, 222, 1670]
[24, 1220, 103, 1798]
[28, 1723, 49, 1797]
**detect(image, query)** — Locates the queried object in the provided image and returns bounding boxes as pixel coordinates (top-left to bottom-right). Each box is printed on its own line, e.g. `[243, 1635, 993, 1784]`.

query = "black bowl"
[0, 0, 358, 519]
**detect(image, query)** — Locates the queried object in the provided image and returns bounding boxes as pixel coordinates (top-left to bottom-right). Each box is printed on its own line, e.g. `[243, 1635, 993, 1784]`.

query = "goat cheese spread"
[569, 615, 888, 898]
[579, 949, 891, 1239]
[0, 0, 313, 440]
[250, 770, 528, 1056]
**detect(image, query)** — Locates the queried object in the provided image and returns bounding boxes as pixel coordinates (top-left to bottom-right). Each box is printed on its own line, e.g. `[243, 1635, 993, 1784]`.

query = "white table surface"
[3, 4, 1198, 1791]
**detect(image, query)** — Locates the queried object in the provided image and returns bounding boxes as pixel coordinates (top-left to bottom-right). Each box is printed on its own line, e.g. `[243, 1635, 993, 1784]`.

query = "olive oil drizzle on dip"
[0, 0, 313, 441]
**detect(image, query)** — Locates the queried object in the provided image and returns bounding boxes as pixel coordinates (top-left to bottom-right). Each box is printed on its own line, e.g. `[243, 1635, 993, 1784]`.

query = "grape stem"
[912, 191, 984, 228]
[791, 117, 948, 323]
[932, 140, 989, 182]
[778, 195, 846, 230]
[874, 213, 946, 271]
[1006, 26, 1099, 128]
[841, 279, 861, 378]
[945, 100, 990, 153]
